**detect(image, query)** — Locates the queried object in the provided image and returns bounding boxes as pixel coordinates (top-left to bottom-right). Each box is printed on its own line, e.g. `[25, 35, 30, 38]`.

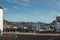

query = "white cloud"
[46, 0, 60, 8]
[4, 8, 8, 11]
[51, 10, 55, 13]
[13, 6, 18, 9]
[20, 0, 31, 6]
[5, 0, 31, 6]
[57, 15, 60, 16]
[6, 0, 18, 3]
[21, 0, 30, 3]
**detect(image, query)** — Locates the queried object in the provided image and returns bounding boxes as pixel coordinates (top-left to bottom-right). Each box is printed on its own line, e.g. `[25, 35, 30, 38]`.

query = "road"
[3, 32, 60, 36]
[0, 32, 60, 40]
[0, 35, 60, 40]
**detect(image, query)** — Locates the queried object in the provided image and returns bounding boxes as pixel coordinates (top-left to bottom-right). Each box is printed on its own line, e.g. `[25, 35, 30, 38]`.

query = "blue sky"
[0, 0, 60, 23]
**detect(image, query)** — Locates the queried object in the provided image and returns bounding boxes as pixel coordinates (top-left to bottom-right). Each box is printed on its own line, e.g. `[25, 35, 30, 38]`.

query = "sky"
[0, 0, 60, 23]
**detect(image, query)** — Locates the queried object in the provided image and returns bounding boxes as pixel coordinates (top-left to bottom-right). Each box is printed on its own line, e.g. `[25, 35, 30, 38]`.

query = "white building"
[56, 16, 60, 32]
[0, 7, 3, 35]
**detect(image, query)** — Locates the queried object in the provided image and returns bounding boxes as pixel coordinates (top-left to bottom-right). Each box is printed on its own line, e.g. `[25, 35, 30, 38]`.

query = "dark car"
[3, 26, 18, 32]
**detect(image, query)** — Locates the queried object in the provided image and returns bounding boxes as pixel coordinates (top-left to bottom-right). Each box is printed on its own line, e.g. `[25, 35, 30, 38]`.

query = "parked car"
[3, 26, 18, 32]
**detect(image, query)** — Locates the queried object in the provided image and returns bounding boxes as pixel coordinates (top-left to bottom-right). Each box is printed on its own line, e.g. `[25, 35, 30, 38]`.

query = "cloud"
[5, 0, 31, 6]
[4, 8, 8, 11]
[51, 10, 55, 13]
[21, 0, 31, 6]
[46, 0, 60, 8]
[57, 15, 60, 16]
[13, 6, 18, 9]
[21, 0, 30, 3]
[5, 0, 31, 3]
[5, 0, 18, 3]
[55, 1, 60, 7]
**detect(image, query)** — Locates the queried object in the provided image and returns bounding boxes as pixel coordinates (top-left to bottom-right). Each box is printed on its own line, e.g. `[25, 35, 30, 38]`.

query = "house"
[56, 16, 60, 32]
[51, 16, 60, 32]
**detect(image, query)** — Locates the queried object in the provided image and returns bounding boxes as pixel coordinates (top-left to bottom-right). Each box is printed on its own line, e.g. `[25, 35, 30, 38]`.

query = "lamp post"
[0, 7, 3, 35]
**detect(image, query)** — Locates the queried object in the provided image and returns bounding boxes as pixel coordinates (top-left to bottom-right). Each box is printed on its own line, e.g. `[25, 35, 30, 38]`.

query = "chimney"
[0, 7, 3, 35]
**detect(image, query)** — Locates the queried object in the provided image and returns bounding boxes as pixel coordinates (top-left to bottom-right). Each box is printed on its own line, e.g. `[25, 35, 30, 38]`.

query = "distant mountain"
[3, 19, 48, 28]
[21, 22, 47, 24]
[3, 19, 22, 28]
[51, 20, 57, 25]
[36, 22, 47, 24]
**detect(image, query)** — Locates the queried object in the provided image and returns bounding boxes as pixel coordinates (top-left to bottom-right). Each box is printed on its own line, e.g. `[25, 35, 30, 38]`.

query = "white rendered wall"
[0, 8, 3, 35]
[56, 22, 60, 32]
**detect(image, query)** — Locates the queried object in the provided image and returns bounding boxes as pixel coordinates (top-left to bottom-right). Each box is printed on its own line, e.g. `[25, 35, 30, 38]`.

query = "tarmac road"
[0, 32, 60, 40]
[0, 35, 60, 40]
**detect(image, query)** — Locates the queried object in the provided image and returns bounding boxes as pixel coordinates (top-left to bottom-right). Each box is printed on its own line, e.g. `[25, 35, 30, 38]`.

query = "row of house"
[3, 16, 60, 32]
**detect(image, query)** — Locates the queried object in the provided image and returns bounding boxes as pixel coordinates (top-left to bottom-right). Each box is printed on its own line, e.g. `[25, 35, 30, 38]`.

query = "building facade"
[0, 7, 3, 35]
[56, 16, 60, 32]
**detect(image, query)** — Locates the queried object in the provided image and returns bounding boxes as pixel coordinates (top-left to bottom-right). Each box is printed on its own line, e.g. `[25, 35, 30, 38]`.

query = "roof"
[56, 16, 60, 22]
